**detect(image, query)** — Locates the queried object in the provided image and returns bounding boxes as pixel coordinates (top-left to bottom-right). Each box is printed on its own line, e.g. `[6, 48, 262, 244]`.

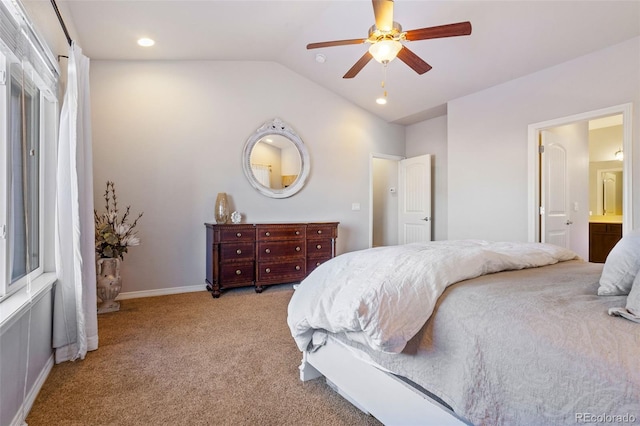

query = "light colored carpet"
[26, 285, 381, 425]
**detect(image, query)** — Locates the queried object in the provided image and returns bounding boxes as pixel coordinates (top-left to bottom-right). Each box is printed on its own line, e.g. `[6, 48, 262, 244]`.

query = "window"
[6, 63, 42, 292]
[0, 0, 58, 300]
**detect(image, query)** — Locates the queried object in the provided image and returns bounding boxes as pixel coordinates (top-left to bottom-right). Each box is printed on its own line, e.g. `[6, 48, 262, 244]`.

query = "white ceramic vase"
[96, 257, 122, 314]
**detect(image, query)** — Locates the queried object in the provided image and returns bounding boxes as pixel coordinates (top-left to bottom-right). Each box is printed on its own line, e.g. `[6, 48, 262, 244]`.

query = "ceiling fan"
[307, 0, 472, 79]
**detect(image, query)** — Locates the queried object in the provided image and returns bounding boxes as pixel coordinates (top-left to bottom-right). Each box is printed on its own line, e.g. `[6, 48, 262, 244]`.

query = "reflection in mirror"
[600, 169, 623, 216]
[249, 135, 302, 189]
[242, 118, 310, 198]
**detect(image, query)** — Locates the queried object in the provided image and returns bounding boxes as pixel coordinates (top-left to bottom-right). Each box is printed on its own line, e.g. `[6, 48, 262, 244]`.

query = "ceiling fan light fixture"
[368, 39, 402, 64]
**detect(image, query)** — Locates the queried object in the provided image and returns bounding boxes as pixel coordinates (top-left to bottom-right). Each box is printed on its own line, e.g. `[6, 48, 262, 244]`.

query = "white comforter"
[287, 240, 579, 354]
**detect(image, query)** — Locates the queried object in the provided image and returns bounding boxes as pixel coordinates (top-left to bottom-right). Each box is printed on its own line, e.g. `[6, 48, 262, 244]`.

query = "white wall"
[0, 284, 54, 426]
[90, 60, 405, 294]
[406, 115, 448, 240]
[447, 37, 640, 241]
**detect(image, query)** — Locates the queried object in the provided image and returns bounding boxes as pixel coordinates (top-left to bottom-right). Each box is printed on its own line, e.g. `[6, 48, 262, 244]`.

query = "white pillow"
[597, 229, 640, 296]
[628, 272, 640, 317]
[608, 271, 640, 323]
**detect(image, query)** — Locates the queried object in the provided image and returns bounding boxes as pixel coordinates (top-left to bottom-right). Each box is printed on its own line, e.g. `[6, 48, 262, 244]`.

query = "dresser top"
[205, 221, 339, 227]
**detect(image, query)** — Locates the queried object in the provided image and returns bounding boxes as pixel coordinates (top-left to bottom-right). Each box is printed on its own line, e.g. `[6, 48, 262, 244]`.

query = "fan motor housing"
[368, 21, 405, 43]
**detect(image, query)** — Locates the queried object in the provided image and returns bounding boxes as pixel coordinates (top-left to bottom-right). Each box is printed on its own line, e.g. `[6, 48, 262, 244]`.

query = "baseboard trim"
[116, 284, 208, 300]
[10, 354, 54, 426]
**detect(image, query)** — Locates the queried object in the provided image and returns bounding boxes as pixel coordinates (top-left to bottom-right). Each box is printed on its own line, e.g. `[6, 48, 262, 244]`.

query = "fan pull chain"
[376, 63, 388, 105]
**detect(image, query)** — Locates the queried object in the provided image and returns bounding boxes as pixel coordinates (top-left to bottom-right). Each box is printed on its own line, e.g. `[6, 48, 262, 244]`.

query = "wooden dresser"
[205, 222, 338, 298]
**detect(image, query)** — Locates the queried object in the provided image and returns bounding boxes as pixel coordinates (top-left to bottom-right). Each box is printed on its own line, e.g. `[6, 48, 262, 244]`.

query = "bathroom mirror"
[598, 169, 623, 216]
[242, 118, 310, 198]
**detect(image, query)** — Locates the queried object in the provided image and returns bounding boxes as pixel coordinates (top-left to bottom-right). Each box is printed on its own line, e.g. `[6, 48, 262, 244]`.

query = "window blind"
[0, 0, 59, 94]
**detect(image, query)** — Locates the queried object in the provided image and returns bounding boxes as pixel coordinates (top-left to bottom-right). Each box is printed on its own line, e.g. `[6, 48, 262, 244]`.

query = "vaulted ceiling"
[24, 1, 640, 125]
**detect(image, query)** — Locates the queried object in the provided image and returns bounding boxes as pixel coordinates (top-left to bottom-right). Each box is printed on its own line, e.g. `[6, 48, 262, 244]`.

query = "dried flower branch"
[94, 181, 143, 260]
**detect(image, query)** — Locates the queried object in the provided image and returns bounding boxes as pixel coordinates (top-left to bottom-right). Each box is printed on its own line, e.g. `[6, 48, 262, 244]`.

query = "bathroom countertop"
[589, 215, 622, 224]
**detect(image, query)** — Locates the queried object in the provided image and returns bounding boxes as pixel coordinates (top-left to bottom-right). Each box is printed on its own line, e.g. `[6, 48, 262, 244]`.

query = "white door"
[398, 155, 432, 244]
[541, 131, 571, 248]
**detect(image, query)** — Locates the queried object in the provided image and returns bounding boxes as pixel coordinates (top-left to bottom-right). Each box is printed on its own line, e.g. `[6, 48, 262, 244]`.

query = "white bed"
[287, 241, 640, 425]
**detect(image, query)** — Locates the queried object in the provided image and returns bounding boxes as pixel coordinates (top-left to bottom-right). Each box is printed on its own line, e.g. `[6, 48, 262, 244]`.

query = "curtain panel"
[251, 164, 271, 188]
[53, 42, 98, 363]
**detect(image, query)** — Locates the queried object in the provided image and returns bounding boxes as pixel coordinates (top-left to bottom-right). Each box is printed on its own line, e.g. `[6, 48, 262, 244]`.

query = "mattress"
[326, 260, 640, 425]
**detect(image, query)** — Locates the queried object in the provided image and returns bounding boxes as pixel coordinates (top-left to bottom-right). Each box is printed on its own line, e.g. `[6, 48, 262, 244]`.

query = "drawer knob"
[295, 246, 301, 252]
[236, 249, 242, 255]
[316, 244, 322, 250]
[265, 248, 271, 254]
[236, 232, 242, 237]
[265, 231, 271, 237]
[295, 230, 300, 235]
[317, 230, 323, 234]
[295, 265, 301, 271]
[235, 270, 242, 275]
[265, 268, 271, 273]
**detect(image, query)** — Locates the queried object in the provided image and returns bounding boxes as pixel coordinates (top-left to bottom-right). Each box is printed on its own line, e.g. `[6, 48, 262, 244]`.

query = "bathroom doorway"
[528, 103, 633, 260]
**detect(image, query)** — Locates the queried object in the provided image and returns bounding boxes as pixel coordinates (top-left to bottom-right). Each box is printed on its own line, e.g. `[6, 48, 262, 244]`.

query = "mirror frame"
[242, 118, 310, 198]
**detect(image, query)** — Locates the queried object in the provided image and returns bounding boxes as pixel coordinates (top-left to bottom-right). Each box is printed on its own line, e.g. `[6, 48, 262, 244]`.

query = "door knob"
[566, 220, 573, 225]
[422, 217, 431, 222]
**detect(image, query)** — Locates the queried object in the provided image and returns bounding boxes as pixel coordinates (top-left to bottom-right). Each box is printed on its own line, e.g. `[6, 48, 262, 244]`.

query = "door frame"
[527, 103, 633, 242]
[369, 153, 404, 248]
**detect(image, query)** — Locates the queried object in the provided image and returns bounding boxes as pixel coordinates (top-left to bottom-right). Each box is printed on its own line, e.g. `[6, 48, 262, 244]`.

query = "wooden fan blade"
[405, 21, 472, 41]
[397, 46, 432, 75]
[372, 0, 394, 32]
[307, 39, 366, 49]
[343, 51, 373, 79]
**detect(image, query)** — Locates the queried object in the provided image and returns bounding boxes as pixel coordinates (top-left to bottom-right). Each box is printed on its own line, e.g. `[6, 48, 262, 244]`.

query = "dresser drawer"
[220, 242, 255, 262]
[257, 241, 305, 260]
[257, 260, 305, 283]
[306, 257, 330, 275]
[220, 262, 255, 284]
[219, 226, 255, 242]
[307, 239, 332, 258]
[307, 224, 336, 239]
[256, 224, 305, 241]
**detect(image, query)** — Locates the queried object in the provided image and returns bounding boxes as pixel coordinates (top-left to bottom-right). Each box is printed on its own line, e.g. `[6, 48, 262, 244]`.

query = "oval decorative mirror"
[242, 118, 310, 198]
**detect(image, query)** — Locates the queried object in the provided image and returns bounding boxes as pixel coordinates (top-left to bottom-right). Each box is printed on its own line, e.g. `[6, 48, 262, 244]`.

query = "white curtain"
[251, 164, 271, 188]
[53, 42, 98, 363]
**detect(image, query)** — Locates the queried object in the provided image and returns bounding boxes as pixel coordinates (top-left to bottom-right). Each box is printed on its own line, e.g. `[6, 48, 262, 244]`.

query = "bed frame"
[298, 336, 471, 425]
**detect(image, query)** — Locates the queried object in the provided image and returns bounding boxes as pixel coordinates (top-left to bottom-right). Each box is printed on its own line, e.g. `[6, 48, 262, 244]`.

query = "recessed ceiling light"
[315, 53, 326, 63]
[376, 96, 387, 105]
[137, 38, 155, 47]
